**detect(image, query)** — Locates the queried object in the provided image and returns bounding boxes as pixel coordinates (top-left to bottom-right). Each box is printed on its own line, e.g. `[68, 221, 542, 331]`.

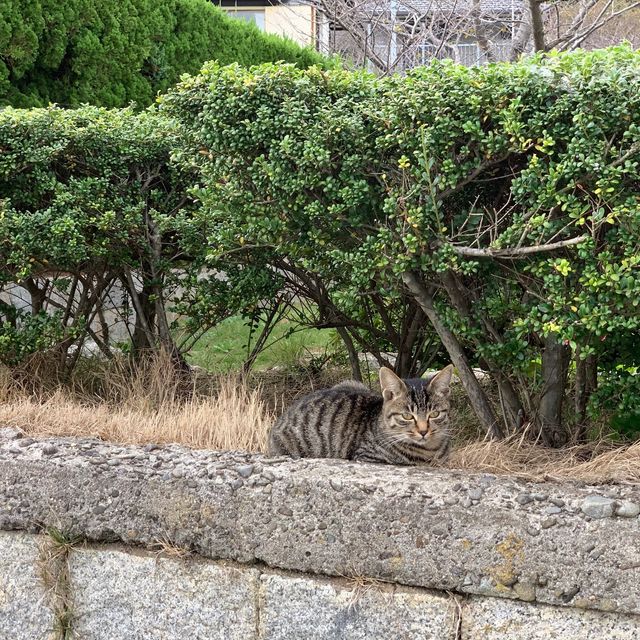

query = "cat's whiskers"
[378, 431, 414, 447]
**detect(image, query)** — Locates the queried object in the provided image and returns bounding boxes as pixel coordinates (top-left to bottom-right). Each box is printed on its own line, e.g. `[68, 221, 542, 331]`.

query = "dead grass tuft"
[343, 573, 393, 610]
[150, 537, 193, 560]
[447, 436, 640, 484]
[0, 356, 273, 452]
[37, 528, 80, 640]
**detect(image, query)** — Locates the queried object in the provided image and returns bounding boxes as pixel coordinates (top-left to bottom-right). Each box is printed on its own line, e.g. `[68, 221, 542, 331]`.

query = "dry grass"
[249, 365, 351, 413]
[37, 528, 80, 640]
[0, 382, 272, 452]
[150, 536, 193, 560]
[2, 357, 639, 484]
[344, 574, 392, 610]
[0, 356, 273, 452]
[447, 437, 640, 484]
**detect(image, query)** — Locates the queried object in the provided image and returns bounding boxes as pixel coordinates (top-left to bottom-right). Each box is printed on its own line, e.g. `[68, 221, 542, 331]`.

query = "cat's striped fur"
[267, 365, 454, 465]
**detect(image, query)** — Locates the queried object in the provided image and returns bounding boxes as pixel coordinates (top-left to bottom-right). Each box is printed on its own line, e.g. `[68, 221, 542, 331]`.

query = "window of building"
[226, 9, 265, 30]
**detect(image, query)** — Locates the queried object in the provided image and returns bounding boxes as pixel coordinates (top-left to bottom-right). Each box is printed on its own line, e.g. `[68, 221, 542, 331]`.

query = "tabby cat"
[267, 365, 454, 465]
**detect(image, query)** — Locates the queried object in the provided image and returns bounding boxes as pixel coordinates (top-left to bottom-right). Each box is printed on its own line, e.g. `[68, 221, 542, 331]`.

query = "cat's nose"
[416, 420, 430, 437]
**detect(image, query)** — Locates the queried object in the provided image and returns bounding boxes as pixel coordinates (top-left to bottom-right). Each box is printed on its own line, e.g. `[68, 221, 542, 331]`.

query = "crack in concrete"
[36, 528, 81, 640]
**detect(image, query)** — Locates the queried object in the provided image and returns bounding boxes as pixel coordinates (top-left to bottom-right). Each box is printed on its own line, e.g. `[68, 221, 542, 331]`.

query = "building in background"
[214, 0, 324, 49]
[214, 0, 523, 71]
[214, 1, 640, 73]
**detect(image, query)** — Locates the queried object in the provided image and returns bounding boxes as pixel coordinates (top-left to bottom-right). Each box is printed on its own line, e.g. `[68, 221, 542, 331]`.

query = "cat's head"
[378, 365, 454, 447]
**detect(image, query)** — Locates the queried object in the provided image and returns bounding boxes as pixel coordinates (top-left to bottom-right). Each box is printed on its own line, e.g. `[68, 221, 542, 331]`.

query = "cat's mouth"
[407, 430, 442, 444]
[382, 426, 444, 447]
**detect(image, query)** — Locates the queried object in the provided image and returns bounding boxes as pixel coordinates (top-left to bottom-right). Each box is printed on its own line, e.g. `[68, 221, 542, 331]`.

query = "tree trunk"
[440, 271, 525, 433]
[574, 351, 597, 442]
[337, 327, 363, 382]
[510, 20, 532, 61]
[395, 303, 427, 377]
[24, 277, 47, 314]
[147, 215, 190, 374]
[528, 0, 546, 52]
[538, 335, 570, 447]
[480, 359, 525, 433]
[125, 271, 156, 357]
[402, 271, 504, 439]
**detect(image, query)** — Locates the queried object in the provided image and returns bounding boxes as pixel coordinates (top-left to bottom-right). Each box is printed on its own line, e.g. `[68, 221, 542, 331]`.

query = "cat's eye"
[401, 413, 415, 421]
[430, 410, 441, 419]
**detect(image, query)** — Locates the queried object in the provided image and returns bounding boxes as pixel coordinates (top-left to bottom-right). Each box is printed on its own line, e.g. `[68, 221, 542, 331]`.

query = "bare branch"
[451, 234, 588, 259]
[265, 0, 639, 73]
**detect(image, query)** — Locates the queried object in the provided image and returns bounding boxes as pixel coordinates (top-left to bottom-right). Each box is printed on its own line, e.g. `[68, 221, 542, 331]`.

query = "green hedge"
[0, 105, 275, 366]
[162, 46, 640, 442]
[3, 48, 639, 442]
[0, 0, 328, 108]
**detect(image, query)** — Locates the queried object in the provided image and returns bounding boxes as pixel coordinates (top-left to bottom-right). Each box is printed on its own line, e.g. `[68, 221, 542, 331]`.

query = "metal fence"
[414, 41, 512, 67]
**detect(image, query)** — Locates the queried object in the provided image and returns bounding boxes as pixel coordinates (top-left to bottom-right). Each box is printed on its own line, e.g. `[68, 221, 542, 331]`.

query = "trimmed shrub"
[162, 46, 640, 442]
[3, 47, 640, 443]
[0, 105, 274, 368]
[0, 0, 329, 108]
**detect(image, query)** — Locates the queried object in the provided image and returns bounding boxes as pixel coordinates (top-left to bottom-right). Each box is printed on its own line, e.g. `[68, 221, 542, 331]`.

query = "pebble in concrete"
[237, 464, 254, 479]
[615, 501, 640, 518]
[581, 495, 616, 519]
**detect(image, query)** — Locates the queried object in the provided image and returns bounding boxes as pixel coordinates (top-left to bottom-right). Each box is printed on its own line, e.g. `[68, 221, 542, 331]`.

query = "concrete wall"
[0, 276, 179, 346]
[1, 428, 639, 638]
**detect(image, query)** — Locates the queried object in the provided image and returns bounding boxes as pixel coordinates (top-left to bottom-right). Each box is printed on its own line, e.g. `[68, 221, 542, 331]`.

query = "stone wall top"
[1, 428, 638, 616]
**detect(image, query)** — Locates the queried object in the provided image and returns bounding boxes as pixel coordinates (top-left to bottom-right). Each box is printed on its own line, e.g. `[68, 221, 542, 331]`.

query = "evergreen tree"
[0, 0, 327, 107]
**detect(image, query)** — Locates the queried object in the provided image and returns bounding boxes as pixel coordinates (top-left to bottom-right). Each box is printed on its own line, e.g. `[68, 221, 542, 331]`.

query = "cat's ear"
[379, 367, 407, 401]
[427, 365, 454, 397]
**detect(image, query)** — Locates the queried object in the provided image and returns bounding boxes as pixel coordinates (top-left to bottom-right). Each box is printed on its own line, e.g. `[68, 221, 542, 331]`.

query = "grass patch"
[446, 436, 640, 484]
[185, 315, 339, 373]
[0, 352, 274, 452]
[0, 378, 273, 453]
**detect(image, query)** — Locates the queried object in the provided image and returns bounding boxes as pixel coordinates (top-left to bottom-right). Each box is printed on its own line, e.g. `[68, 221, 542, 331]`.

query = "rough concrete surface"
[0, 531, 56, 640]
[258, 572, 457, 640]
[68, 544, 458, 640]
[70, 546, 260, 640]
[0, 528, 639, 640]
[463, 596, 640, 639]
[1, 430, 639, 616]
